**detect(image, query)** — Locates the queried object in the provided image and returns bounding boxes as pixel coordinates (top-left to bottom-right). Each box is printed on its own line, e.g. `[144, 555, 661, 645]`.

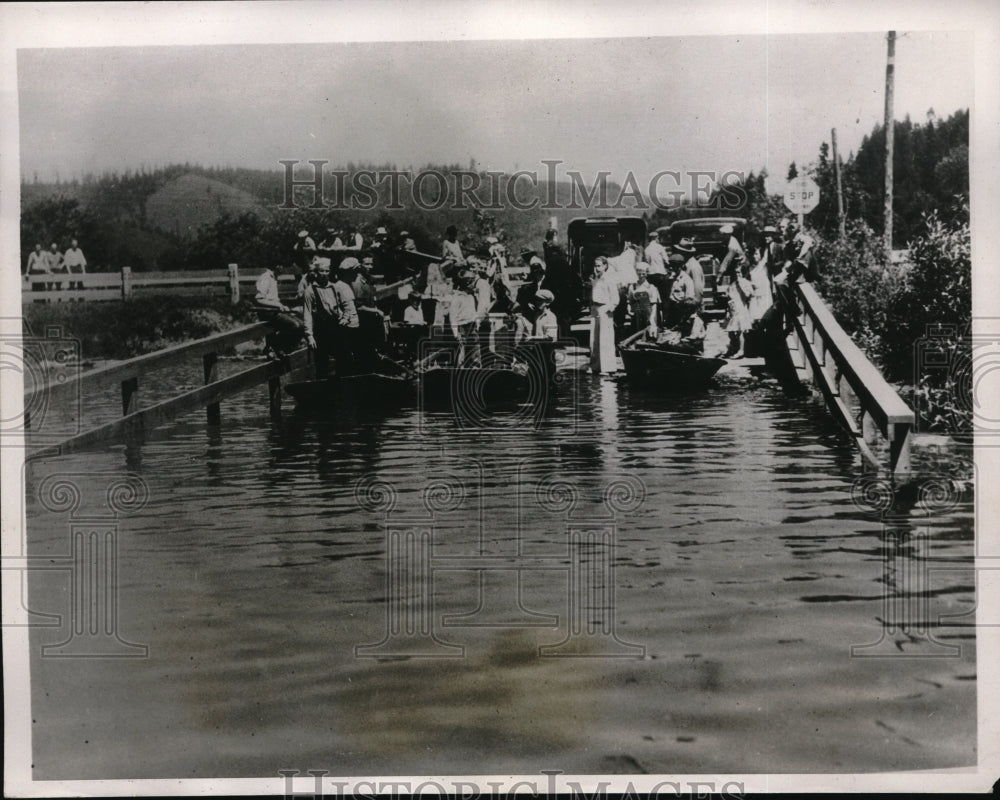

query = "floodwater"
[23, 348, 976, 778]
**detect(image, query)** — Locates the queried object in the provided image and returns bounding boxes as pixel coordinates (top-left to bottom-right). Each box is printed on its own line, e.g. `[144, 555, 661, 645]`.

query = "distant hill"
[145, 173, 268, 238]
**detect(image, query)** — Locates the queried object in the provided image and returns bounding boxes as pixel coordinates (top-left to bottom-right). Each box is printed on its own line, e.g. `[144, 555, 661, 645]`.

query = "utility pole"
[883, 30, 896, 261]
[831, 127, 846, 238]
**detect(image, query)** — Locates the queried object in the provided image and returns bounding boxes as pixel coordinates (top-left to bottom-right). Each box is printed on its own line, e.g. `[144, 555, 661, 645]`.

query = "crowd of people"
[258, 217, 819, 378]
[24, 239, 88, 290]
[588, 218, 817, 373]
[254, 224, 572, 375]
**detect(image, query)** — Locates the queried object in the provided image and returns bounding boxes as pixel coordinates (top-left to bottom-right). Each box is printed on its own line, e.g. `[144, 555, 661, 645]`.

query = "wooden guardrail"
[22, 264, 299, 304]
[23, 264, 411, 307]
[785, 281, 914, 476]
[26, 322, 311, 458]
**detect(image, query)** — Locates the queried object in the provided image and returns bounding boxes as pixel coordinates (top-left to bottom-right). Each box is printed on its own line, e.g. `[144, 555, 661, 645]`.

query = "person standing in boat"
[351, 254, 387, 372]
[590, 256, 619, 375]
[627, 263, 661, 338]
[302, 262, 347, 378]
[449, 269, 481, 367]
[470, 257, 496, 363]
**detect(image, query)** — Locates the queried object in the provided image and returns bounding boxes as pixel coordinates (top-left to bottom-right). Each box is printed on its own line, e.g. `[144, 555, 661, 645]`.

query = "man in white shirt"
[590, 256, 620, 374]
[628, 264, 661, 336]
[644, 230, 668, 275]
[63, 238, 87, 290]
[449, 270, 480, 366]
[255, 262, 305, 359]
[674, 238, 704, 305]
[26, 243, 50, 290]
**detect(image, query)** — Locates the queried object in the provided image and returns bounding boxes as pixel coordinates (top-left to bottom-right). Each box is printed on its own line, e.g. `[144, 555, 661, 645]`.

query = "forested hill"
[19, 164, 636, 272]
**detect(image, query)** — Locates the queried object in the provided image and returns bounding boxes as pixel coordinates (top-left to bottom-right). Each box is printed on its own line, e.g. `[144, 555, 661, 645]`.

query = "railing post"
[121, 377, 138, 415]
[268, 376, 282, 418]
[204, 352, 221, 425]
[228, 263, 239, 305]
[121, 267, 133, 300]
[889, 422, 912, 477]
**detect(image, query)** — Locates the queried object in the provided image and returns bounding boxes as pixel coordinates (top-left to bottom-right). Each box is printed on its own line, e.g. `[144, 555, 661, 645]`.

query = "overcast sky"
[14, 26, 974, 195]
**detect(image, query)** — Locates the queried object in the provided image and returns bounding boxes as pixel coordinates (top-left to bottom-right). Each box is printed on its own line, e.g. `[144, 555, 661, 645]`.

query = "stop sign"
[784, 176, 821, 214]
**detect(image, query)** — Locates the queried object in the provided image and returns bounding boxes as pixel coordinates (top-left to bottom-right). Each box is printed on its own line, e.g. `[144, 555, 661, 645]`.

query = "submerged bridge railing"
[25, 322, 310, 459]
[784, 281, 914, 477]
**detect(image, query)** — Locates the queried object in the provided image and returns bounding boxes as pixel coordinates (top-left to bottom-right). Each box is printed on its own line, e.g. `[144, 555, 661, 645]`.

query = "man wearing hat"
[717, 223, 747, 279]
[541, 230, 581, 337]
[351, 253, 386, 371]
[302, 260, 360, 377]
[664, 253, 695, 327]
[515, 252, 546, 312]
[449, 268, 481, 366]
[643, 230, 668, 276]
[673, 237, 704, 305]
[759, 224, 784, 276]
[441, 225, 465, 274]
[514, 288, 558, 345]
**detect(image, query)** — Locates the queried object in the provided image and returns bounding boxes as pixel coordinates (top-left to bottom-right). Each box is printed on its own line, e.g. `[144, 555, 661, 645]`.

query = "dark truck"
[660, 216, 747, 319]
[567, 216, 647, 283]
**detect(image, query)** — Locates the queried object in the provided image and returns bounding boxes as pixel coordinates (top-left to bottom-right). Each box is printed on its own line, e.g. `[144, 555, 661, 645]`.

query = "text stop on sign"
[784, 177, 820, 214]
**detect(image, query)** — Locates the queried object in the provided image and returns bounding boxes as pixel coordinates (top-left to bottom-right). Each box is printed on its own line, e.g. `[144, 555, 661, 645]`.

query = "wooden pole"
[228, 263, 240, 305]
[121, 266, 132, 300]
[831, 127, 846, 238]
[883, 31, 896, 261]
[203, 352, 221, 425]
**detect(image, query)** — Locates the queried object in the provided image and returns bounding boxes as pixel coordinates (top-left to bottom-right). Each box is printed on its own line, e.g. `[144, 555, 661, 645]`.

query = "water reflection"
[24, 365, 976, 777]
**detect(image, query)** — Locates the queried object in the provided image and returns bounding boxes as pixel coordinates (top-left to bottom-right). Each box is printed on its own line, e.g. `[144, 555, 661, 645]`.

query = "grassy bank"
[22, 296, 260, 360]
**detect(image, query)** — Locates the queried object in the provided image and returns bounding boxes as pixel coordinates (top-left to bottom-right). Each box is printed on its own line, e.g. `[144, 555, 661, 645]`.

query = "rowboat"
[619, 340, 726, 386]
[418, 365, 532, 407]
[284, 372, 414, 407]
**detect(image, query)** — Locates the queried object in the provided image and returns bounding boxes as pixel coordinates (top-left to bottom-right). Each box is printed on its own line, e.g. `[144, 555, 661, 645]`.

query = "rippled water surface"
[25, 359, 976, 777]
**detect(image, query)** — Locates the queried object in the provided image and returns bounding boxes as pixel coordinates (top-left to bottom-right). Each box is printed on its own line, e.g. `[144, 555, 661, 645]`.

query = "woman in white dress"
[590, 256, 620, 374]
[723, 260, 755, 359]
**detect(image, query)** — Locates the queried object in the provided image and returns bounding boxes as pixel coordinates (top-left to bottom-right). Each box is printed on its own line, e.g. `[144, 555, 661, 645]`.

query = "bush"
[812, 201, 971, 433]
[22, 296, 259, 360]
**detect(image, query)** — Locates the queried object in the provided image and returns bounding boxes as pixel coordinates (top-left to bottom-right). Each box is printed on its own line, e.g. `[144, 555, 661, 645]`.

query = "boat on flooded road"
[619, 339, 727, 387]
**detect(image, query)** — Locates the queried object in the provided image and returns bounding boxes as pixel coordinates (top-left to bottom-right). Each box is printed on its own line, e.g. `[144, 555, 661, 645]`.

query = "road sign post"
[784, 177, 820, 228]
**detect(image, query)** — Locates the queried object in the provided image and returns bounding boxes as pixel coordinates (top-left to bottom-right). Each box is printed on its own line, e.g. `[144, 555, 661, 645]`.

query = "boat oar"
[618, 329, 649, 349]
[415, 347, 451, 370]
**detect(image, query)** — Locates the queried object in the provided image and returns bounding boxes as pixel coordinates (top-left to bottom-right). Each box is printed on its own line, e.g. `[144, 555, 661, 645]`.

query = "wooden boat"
[418, 365, 532, 407]
[284, 372, 414, 407]
[619, 340, 726, 386]
[415, 339, 559, 409]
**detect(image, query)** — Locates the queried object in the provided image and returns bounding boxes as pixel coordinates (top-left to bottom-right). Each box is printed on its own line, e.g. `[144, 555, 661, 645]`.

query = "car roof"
[658, 217, 747, 236]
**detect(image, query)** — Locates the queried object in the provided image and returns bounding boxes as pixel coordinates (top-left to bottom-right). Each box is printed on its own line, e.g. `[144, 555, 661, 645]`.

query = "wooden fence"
[22, 264, 410, 305]
[785, 281, 914, 477]
[26, 322, 311, 458]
